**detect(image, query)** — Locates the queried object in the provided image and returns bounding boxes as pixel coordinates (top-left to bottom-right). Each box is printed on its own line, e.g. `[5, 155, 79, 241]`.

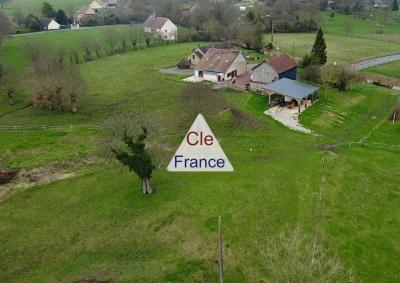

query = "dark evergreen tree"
[112, 127, 156, 195]
[320, 0, 329, 11]
[56, 9, 68, 25]
[311, 28, 327, 65]
[393, 0, 399, 11]
[41, 2, 56, 18]
[24, 14, 42, 31]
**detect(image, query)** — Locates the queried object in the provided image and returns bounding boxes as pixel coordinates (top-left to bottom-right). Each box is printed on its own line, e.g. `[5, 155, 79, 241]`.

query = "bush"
[321, 63, 360, 91]
[300, 65, 321, 83]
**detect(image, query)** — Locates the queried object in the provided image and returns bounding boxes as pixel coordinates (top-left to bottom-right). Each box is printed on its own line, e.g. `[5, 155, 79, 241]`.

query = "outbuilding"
[263, 78, 319, 113]
[251, 54, 297, 91]
[42, 19, 60, 30]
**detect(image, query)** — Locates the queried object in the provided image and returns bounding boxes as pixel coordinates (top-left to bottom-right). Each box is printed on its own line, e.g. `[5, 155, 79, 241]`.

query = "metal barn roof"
[263, 78, 319, 100]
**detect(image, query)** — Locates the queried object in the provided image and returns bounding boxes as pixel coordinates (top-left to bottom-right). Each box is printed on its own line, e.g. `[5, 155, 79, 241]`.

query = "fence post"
[218, 216, 224, 283]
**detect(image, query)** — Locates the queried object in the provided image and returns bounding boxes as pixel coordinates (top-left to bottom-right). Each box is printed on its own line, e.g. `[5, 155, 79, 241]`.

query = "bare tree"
[12, 9, 25, 29]
[79, 35, 101, 61]
[255, 228, 355, 282]
[0, 64, 18, 105]
[0, 11, 13, 44]
[23, 38, 46, 62]
[27, 51, 85, 112]
[103, 29, 120, 55]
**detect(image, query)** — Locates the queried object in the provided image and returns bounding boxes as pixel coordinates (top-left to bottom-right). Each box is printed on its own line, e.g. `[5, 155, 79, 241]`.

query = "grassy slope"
[2, 0, 88, 16]
[0, 40, 400, 282]
[0, 25, 134, 69]
[271, 12, 400, 63]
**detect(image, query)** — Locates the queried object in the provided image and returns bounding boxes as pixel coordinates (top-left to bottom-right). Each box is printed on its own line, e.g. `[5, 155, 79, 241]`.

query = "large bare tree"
[28, 51, 85, 112]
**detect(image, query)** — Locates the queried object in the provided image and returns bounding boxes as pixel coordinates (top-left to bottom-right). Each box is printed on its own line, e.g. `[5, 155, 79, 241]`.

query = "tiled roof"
[196, 48, 242, 73]
[266, 54, 297, 74]
[144, 16, 169, 29]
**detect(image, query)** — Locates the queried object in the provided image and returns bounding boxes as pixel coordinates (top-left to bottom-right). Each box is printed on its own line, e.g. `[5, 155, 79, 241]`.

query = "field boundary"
[352, 53, 400, 71]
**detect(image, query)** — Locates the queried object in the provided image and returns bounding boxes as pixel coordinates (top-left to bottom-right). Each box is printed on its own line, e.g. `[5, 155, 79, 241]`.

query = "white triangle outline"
[167, 114, 234, 172]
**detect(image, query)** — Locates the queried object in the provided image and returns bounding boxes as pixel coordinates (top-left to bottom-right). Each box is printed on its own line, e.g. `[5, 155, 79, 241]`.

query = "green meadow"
[1, 19, 400, 282]
[269, 12, 400, 63]
[2, 0, 89, 16]
[364, 60, 400, 80]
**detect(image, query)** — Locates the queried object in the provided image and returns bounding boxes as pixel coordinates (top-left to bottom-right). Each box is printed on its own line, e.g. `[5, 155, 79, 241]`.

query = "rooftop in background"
[254, 54, 297, 74]
[263, 78, 319, 100]
[144, 16, 170, 29]
[195, 42, 234, 54]
[196, 48, 242, 73]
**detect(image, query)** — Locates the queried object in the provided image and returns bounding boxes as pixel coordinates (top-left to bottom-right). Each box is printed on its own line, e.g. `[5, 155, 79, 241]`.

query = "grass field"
[1, 29, 400, 281]
[267, 11, 400, 63]
[2, 0, 89, 16]
[364, 61, 400, 80]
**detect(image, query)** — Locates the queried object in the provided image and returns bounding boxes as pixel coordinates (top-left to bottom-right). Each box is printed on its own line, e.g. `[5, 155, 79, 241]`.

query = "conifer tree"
[112, 127, 156, 195]
[311, 28, 327, 65]
[393, 0, 399, 11]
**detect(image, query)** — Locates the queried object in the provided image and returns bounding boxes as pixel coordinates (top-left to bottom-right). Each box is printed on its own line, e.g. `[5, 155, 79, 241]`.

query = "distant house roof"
[196, 48, 243, 74]
[263, 78, 319, 100]
[254, 54, 297, 74]
[195, 42, 234, 54]
[91, 0, 105, 6]
[77, 6, 96, 15]
[144, 16, 170, 29]
[104, 0, 118, 5]
[41, 18, 58, 27]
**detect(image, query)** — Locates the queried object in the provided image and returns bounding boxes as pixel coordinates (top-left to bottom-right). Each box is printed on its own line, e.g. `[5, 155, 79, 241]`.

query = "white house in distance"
[90, 0, 106, 12]
[90, 0, 118, 11]
[143, 16, 177, 41]
[42, 18, 60, 30]
[195, 48, 247, 82]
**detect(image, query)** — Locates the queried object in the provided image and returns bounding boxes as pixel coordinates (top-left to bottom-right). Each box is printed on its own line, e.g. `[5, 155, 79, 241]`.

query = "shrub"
[300, 65, 322, 83]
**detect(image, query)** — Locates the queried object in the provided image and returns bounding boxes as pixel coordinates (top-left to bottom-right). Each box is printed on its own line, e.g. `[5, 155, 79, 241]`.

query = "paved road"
[352, 53, 400, 71]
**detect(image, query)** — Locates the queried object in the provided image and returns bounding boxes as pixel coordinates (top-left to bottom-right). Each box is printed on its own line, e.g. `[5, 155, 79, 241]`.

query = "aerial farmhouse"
[188, 42, 234, 66]
[194, 48, 246, 82]
[143, 16, 178, 41]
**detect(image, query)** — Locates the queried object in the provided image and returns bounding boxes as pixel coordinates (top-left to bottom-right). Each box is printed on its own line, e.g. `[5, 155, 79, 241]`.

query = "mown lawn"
[0, 21, 400, 282]
[2, 0, 88, 16]
[1, 24, 400, 283]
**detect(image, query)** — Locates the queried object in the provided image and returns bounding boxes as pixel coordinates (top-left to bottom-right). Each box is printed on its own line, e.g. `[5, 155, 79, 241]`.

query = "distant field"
[268, 11, 400, 63]
[0, 25, 134, 69]
[2, 0, 89, 16]
[364, 61, 400, 80]
[270, 33, 400, 63]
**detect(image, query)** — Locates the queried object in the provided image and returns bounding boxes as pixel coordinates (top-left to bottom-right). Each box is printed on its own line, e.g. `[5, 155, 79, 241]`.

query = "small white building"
[143, 16, 177, 41]
[195, 48, 247, 82]
[42, 19, 60, 30]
